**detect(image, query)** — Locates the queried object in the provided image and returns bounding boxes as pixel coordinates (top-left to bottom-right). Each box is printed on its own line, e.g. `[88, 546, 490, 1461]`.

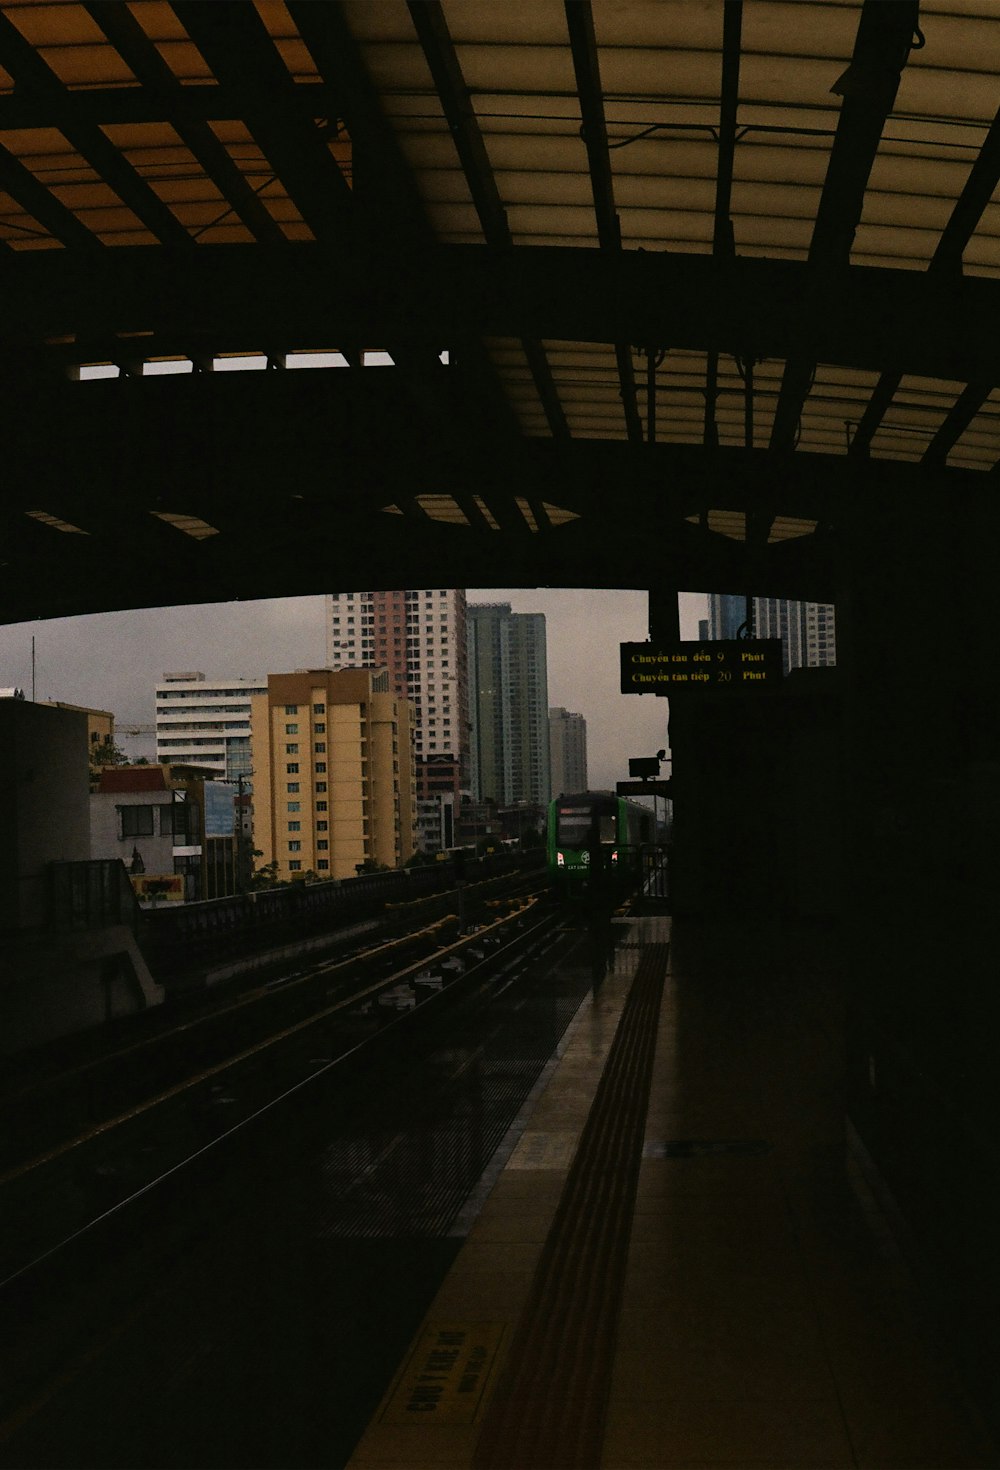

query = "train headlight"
[611, 849, 619, 863]
[556, 852, 565, 867]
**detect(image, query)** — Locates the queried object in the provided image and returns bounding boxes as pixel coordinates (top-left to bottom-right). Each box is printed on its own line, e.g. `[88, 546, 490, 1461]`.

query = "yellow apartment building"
[250, 667, 416, 881]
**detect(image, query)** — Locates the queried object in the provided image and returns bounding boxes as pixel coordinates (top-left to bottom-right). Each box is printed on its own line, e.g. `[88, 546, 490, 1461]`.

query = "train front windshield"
[558, 805, 616, 846]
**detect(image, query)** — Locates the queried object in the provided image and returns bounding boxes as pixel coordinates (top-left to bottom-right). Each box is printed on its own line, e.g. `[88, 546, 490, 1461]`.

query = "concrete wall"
[90, 790, 175, 877]
[1, 701, 90, 929]
[668, 669, 841, 921]
[1, 924, 163, 1056]
[838, 495, 1000, 1428]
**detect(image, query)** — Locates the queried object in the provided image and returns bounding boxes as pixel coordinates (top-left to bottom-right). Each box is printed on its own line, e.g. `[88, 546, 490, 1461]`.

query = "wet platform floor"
[349, 915, 997, 1470]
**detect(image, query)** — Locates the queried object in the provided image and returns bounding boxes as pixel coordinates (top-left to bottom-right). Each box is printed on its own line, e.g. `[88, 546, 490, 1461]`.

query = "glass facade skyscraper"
[467, 603, 551, 806]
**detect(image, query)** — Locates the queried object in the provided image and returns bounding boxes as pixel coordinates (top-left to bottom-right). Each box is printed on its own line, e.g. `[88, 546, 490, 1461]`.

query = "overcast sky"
[0, 588, 707, 792]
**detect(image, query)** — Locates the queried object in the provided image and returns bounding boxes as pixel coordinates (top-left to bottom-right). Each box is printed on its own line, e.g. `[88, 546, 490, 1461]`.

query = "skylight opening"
[151, 512, 220, 539]
[141, 359, 194, 376]
[516, 497, 540, 532]
[286, 351, 352, 369]
[26, 510, 88, 534]
[416, 495, 469, 525]
[472, 495, 500, 531]
[541, 502, 580, 526]
[76, 363, 120, 380]
[211, 354, 268, 372]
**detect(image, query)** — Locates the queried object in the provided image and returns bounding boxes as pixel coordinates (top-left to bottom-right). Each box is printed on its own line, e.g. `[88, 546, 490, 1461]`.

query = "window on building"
[314, 703, 326, 714]
[317, 859, 329, 870]
[314, 742, 326, 753]
[288, 801, 301, 812]
[316, 782, 327, 793]
[284, 705, 298, 714]
[289, 860, 302, 871]
[120, 805, 154, 837]
[287, 782, 299, 793]
[285, 723, 298, 734]
[317, 820, 328, 831]
[287, 763, 299, 774]
[315, 762, 327, 773]
[317, 839, 329, 850]
[314, 723, 326, 733]
[285, 743, 299, 754]
[288, 820, 301, 831]
[288, 840, 302, 852]
[316, 800, 328, 811]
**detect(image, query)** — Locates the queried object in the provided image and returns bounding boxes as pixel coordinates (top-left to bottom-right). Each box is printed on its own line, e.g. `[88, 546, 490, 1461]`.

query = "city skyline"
[0, 588, 708, 794]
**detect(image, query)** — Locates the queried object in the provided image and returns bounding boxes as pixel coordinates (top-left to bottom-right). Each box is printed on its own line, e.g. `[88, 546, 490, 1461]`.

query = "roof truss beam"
[407, 0, 509, 245]
[286, 0, 524, 466]
[0, 10, 193, 247]
[405, 0, 567, 442]
[0, 140, 101, 250]
[0, 83, 332, 132]
[564, 0, 641, 445]
[85, 2, 287, 246]
[931, 105, 1000, 276]
[770, 0, 919, 455]
[922, 384, 992, 469]
[855, 100, 1000, 449]
[6, 246, 1000, 386]
[171, 1, 354, 244]
[705, 0, 743, 452]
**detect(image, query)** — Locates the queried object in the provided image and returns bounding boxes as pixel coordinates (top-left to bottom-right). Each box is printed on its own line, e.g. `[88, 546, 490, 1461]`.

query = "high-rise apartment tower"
[325, 590, 468, 796]
[704, 595, 836, 675]
[467, 603, 551, 807]
[549, 707, 588, 797]
[326, 589, 468, 851]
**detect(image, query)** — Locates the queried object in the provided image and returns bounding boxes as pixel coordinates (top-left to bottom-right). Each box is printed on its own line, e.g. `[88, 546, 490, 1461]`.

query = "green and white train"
[546, 790, 654, 897]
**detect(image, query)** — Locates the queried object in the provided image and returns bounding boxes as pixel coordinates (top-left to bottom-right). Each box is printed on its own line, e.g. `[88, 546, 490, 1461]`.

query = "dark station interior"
[1, 3, 999, 1466]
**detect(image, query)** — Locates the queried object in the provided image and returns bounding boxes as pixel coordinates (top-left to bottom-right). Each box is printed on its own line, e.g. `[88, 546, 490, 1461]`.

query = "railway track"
[0, 868, 546, 1170]
[0, 892, 594, 1463]
[0, 888, 558, 1286]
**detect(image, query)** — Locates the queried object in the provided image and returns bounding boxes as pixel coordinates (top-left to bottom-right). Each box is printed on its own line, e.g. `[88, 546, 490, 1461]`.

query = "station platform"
[348, 914, 996, 1470]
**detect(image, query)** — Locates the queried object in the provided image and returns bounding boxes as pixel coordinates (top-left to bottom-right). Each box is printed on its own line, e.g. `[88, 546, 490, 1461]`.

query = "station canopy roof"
[1, 0, 998, 620]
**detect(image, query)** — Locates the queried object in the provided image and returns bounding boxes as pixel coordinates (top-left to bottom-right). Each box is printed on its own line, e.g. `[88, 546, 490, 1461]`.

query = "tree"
[249, 859, 283, 890]
[89, 738, 130, 791]
[90, 739, 129, 770]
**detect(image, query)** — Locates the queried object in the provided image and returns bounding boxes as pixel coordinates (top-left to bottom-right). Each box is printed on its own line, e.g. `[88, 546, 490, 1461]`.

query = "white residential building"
[154, 671, 265, 780]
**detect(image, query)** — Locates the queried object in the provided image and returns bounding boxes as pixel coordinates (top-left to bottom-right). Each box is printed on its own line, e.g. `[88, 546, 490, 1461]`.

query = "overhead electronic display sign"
[620, 640, 783, 695]
[617, 780, 673, 797]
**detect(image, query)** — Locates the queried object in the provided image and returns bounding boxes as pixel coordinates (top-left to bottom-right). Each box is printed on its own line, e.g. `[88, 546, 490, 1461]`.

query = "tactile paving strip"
[472, 944, 669, 1469]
